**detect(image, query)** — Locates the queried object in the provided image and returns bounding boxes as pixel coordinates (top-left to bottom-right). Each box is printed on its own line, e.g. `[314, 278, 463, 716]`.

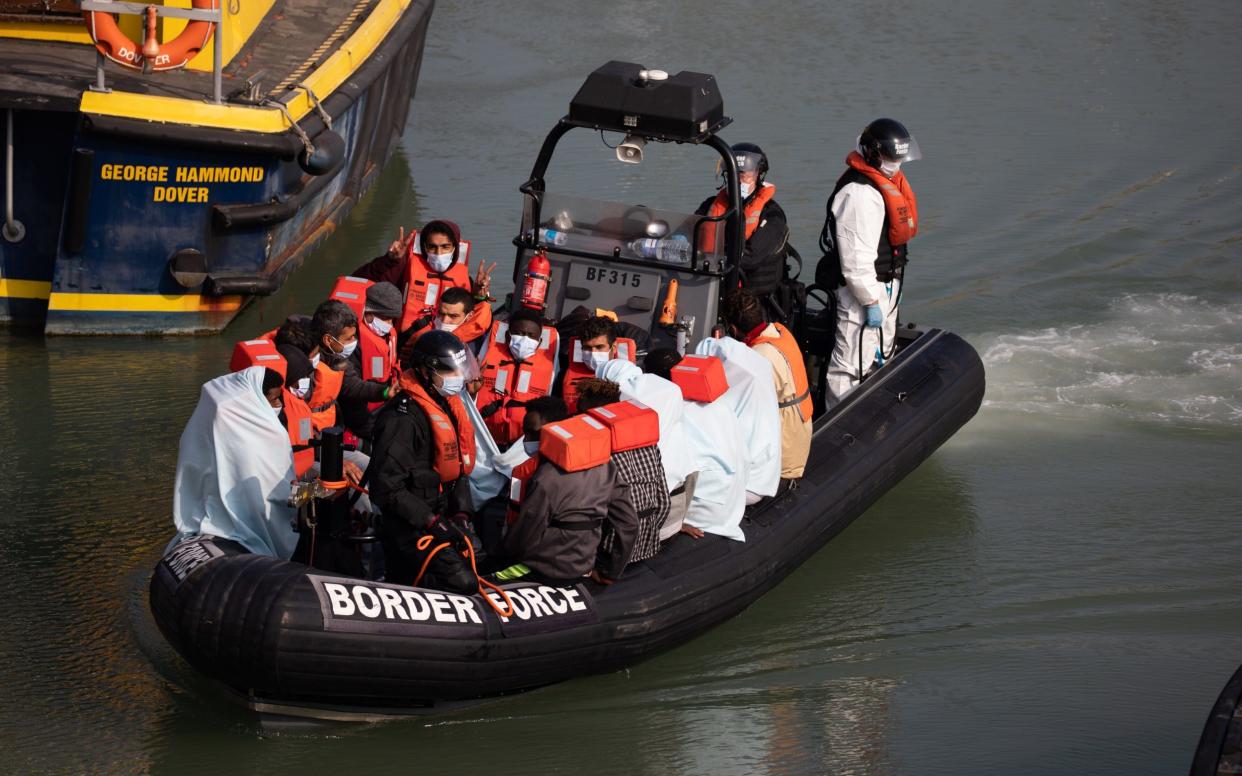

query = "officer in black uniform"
[368, 330, 479, 592]
[696, 142, 791, 306]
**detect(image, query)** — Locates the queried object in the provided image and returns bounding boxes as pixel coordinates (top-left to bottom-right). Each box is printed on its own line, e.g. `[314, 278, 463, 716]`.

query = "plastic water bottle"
[628, 234, 690, 264]
[538, 228, 568, 246]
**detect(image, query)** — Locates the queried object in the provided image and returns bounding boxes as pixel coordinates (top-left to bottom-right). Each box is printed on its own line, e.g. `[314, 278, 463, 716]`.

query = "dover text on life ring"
[83, 0, 219, 73]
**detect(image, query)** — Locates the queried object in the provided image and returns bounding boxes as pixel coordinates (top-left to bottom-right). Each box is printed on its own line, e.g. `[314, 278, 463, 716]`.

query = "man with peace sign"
[352, 219, 498, 347]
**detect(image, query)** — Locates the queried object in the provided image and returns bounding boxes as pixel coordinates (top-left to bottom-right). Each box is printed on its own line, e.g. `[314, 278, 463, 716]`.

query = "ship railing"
[79, 0, 226, 104]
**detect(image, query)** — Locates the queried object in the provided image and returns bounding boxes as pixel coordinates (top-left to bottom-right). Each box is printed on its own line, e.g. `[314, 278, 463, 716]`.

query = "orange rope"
[411, 540, 453, 588]
[318, 478, 369, 495]
[406, 523, 516, 619]
[462, 538, 516, 618]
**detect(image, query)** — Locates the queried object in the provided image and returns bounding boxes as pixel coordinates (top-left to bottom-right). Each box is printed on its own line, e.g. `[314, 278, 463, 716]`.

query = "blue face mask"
[508, 334, 539, 361]
[523, 439, 540, 457]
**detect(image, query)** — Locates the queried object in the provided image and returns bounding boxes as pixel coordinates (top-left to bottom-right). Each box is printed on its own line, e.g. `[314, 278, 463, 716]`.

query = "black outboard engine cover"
[568, 61, 728, 142]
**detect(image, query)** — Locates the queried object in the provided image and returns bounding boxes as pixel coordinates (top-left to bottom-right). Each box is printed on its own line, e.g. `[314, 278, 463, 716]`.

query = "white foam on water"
[978, 294, 1242, 428]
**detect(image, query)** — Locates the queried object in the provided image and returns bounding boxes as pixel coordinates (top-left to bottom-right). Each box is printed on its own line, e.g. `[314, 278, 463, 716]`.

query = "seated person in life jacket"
[274, 317, 345, 435]
[272, 344, 369, 574]
[275, 340, 367, 484]
[312, 299, 386, 443]
[497, 395, 569, 550]
[368, 330, 483, 594]
[401, 286, 493, 356]
[352, 219, 498, 342]
[696, 142, 790, 302]
[494, 410, 639, 586]
[720, 290, 813, 486]
[573, 379, 670, 568]
[475, 307, 560, 448]
[559, 315, 624, 414]
[335, 283, 403, 445]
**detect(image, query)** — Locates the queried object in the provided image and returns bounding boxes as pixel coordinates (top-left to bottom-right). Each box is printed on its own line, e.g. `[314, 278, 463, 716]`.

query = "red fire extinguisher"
[520, 249, 551, 310]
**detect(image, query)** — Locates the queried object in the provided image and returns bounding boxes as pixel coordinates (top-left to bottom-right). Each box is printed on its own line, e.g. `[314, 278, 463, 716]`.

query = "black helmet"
[729, 142, 769, 184]
[408, 329, 479, 379]
[858, 118, 922, 168]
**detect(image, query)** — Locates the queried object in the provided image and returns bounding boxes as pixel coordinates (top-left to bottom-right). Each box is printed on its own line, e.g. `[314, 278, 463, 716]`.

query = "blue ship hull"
[0, 0, 431, 335]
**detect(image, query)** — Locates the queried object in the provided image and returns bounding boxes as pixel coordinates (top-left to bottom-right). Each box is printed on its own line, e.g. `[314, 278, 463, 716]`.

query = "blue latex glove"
[864, 304, 884, 328]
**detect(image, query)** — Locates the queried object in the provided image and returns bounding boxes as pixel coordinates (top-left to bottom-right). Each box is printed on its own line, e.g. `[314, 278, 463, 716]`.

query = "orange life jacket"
[283, 388, 316, 477]
[506, 454, 540, 526]
[357, 319, 398, 411]
[329, 275, 371, 321]
[844, 151, 918, 247]
[405, 301, 494, 349]
[561, 336, 637, 413]
[396, 372, 476, 482]
[670, 354, 730, 403]
[308, 359, 343, 432]
[230, 338, 286, 379]
[332, 275, 399, 411]
[538, 414, 612, 472]
[699, 182, 777, 254]
[475, 319, 560, 447]
[400, 232, 473, 332]
[748, 321, 814, 423]
[586, 399, 660, 452]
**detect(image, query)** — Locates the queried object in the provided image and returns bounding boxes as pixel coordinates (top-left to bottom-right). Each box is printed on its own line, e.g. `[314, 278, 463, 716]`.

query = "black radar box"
[567, 61, 728, 143]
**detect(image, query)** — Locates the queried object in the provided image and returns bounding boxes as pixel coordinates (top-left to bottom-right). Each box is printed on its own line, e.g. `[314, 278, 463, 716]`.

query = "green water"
[2, 1, 1241, 773]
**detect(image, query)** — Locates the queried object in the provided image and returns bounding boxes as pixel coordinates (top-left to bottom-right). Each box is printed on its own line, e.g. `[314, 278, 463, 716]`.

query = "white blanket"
[680, 397, 749, 541]
[172, 367, 298, 558]
[694, 336, 781, 498]
[597, 360, 695, 491]
[599, 358, 748, 541]
[465, 394, 530, 506]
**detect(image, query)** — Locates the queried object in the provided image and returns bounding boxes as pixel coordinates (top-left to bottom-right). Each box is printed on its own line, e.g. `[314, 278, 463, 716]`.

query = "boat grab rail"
[3, 109, 24, 243]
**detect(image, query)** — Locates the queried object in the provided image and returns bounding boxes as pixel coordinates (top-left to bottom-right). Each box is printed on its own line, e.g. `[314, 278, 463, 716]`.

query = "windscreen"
[527, 193, 728, 268]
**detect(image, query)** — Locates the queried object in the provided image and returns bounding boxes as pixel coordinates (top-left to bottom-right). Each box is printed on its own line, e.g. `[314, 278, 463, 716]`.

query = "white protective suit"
[172, 367, 298, 558]
[827, 180, 901, 405]
[694, 336, 781, 500]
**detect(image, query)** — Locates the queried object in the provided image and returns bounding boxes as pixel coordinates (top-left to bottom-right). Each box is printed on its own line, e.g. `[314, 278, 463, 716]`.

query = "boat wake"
[979, 294, 1242, 428]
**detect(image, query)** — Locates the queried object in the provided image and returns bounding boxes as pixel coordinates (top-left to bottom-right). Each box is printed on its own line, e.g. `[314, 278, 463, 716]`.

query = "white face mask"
[880, 160, 902, 178]
[367, 316, 393, 337]
[272, 404, 283, 416]
[310, 353, 321, 368]
[583, 350, 610, 371]
[508, 334, 539, 361]
[338, 338, 358, 358]
[290, 377, 311, 399]
[427, 252, 453, 273]
[739, 181, 754, 200]
[523, 439, 540, 457]
[435, 373, 465, 397]
[435, 318, 461, 333]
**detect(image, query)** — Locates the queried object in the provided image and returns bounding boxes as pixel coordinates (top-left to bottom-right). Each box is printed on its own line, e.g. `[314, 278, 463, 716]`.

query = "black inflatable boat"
[1190, 663, 1242, 775]
[150, 327, 984, 720]
[150, 62, 986, 719]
